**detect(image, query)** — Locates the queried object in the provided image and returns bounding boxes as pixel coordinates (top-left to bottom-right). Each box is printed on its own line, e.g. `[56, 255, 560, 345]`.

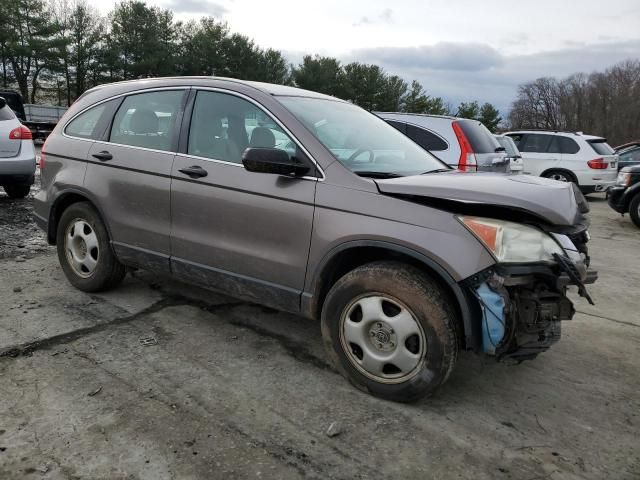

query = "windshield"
[277, 96, 446, 176]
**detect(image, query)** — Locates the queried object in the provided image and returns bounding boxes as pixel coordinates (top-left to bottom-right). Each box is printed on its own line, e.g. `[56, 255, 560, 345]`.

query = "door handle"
[92, 151, 112, 161]
[178, 165, 208, 178]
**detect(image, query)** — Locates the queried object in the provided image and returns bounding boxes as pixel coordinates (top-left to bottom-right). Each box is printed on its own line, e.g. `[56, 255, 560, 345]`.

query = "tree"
[178, 18, 228, 76]
[455, 101, 480, 120]
[254, 48, 290, 84]
[292, 55, 343, 97]
[376, 75, 407, 111]
[0, 0, 55, 101]
[400, 80, 448, 114]
[340, 62, 387, 110]
[401, 80, 429, 113]
[108, 1, 176, 80]
[478, 102, 501, 132]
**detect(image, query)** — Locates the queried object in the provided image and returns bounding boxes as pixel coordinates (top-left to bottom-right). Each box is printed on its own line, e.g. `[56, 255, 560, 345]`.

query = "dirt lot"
[1, 164, 638, 479]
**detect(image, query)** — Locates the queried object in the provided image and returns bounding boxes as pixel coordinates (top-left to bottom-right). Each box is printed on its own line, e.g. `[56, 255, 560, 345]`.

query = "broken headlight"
[458, 216, 564, 263]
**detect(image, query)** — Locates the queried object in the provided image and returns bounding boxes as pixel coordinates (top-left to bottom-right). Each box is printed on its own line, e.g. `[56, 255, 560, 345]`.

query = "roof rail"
[508, 128, 583, 135]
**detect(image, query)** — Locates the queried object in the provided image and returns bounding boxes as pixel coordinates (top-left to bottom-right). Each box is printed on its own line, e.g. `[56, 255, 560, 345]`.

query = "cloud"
[340, 39, 640, 114]
[161, 0, 227, 16]
[349, 42, 504, 71]
[353, 8, 394, 26]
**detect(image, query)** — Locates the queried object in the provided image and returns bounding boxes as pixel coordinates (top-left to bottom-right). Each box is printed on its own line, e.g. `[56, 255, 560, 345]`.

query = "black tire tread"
[629, 194, 640, 228]
[3, 184, 31, 199]
[56, 202, 126, 292]
[321, 260, 459, 402]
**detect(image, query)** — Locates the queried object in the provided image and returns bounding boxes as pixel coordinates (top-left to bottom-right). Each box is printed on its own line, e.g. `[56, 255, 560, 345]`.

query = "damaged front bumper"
[464, 249, 597, 361]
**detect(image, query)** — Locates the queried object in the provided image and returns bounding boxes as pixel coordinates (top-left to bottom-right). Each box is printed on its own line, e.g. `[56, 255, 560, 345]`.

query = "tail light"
[587, 158, 608, 169]
[452, 121, 477, 171]
[9, 125, 33, 140]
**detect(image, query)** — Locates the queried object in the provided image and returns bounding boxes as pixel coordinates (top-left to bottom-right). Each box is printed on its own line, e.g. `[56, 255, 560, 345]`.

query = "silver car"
[0, 97, 36, 198]
[377, 112, 511, 172]
[34, 78, 597, 402]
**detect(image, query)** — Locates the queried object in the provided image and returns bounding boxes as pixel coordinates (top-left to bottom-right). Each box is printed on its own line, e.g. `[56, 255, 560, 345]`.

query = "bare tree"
[509, 60, 640, 145]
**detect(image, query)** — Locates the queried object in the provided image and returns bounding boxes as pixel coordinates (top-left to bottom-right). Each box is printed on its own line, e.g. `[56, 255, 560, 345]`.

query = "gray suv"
[34, 78, 597, 402]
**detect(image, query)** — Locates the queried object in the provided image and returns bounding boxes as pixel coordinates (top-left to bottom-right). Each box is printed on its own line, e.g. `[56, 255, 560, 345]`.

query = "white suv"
[505, 130, 618, 193]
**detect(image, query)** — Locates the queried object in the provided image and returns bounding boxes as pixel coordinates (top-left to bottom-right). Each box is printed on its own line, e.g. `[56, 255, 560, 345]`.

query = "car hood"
[375, 172, 581, 226]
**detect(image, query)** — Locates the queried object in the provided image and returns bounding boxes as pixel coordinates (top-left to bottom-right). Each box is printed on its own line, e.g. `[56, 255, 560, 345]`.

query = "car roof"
[506, 130, 606, 141]
[85, 76, 340, 101]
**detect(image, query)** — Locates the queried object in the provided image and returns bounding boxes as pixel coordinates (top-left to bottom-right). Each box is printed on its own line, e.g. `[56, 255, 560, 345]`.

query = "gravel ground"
[0, 163, 638, 480]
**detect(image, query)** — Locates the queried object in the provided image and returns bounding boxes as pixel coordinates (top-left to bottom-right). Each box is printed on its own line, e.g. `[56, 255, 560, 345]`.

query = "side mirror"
[242, 147, 310, 177]
[0, 97, 6, 109]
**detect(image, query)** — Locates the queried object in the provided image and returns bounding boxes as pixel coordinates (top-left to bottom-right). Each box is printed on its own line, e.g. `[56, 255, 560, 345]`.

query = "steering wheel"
[347, 148, 374, 163]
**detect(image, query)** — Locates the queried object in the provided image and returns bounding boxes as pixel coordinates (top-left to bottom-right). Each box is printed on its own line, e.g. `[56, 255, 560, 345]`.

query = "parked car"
[607, 165, 640, 227]
[505, 130, 618, 194]
[494, 134, 524, 173]
[0, 96, 36, 198]
[0, 89, 67, 141]
[34, 78, 597, 402]
[614, 143, 640, 171]
[376, 113, 511, 172]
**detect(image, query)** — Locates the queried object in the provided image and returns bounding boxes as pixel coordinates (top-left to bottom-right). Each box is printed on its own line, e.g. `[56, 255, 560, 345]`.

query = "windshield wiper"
[354, 171, 404, 179]
[420, 168, 452, 174]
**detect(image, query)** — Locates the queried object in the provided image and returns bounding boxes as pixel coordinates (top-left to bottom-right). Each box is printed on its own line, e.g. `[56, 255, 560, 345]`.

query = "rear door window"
[456, 120, 499, 153]
[520, 134, 553, 153]
[110, 90, 185, 151]
[406, 124, 448, 151]
[587, 139, 614, 155]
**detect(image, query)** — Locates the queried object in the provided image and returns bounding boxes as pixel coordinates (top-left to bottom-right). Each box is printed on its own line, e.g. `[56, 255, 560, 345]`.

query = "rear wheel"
[321, 261, 458, 402]
[56, 202, 126, 292]
[3, 184, 31, 198]
[629, 194, 640, 228]
[542, 169, 577, 185]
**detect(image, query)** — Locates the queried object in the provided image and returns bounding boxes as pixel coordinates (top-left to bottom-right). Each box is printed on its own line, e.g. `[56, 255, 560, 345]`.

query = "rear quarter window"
[0, 105, 16, 121]
[406, 124, 448, 151]
[385, 120, 406, 134]
[456, 120, 499, 153]
[65, 103, 109, 139]
[588, 139, 614, 155]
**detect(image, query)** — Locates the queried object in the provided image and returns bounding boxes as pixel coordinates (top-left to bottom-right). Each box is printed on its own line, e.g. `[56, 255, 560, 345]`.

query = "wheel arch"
[304, 241, 481, 351]
[540, 168, 578, 184]
[47, 189, 112, 245]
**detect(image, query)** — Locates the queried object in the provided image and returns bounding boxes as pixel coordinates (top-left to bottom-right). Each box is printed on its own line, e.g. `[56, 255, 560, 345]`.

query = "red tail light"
[587, 158, 608, 169]
[9, 125, 33, 140]
[452, 121, 477, 172]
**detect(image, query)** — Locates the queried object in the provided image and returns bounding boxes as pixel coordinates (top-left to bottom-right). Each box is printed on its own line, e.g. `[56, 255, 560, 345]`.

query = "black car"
[608, 165, 640, 227]
[614, 141, 640, 171]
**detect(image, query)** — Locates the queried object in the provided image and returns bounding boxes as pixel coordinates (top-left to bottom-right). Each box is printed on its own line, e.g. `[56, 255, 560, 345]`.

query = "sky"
[94, 0, 640, 113]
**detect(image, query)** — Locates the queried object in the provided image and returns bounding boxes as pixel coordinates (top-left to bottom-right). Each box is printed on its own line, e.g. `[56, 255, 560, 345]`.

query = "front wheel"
[3, 184, 31, 198]
[56, 202, 126, 292]
[321, 261, 459, 402]
[629, 194, 640, 228]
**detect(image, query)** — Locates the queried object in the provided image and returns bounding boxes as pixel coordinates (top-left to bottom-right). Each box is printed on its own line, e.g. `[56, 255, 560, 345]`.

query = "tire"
[321, 261, 458, 402]
[629, 194, 640, 229]
[3, 184, 31, 199]
[542, 169, 578, 185]
[56, 202, 126, 292]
